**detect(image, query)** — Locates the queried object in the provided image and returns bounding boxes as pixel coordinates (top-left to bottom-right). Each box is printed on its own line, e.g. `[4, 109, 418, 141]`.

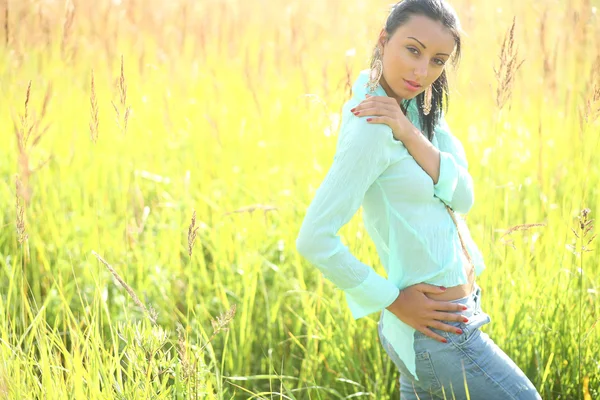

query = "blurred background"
[0, 0, 599, 398]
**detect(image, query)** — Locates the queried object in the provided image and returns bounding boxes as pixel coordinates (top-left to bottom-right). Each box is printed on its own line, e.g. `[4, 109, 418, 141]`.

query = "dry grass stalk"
[580, 56, 600, 127]
[61, 0, 75, 60]
[90, 69, 99, 143]
[566, 208, 596, 257]
[3, 0, 8, 46]
[13, 81, 33, 205]
[18, 81, 32, 150]
[26, 82, 53, 150]
[12, 81, 53, 205]
[123, 106, 131, 133]
[493, 17, 525, 111]
[210, 304, 236, 333]
[15, 176, 27, 245]
[539, 8, 557, 96]
[223, 204, 277, 216]
[126, 205, 150, 247]
[112, 55, 132, 135]
[91, 250, 158, 325]
[224, 203, 277, 226]
[37, 5, 51, 48]
[176, 323, 193, 380]
[187, 209, 200, 257]
[568, 208, 596, 252]
[499, 222, 547, 239]
[499, 222, 546, 249]
[119, 54, 127, 107]
[199, 304, 236, 353]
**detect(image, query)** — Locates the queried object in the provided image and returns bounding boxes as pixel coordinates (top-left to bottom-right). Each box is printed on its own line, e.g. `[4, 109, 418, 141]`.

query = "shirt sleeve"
[295, 112, 400, 320]
[433, 114, 475, 214]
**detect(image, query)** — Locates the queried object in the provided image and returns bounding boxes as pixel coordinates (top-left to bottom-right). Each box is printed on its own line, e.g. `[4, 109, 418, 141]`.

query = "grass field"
[0, 0, 599, 398]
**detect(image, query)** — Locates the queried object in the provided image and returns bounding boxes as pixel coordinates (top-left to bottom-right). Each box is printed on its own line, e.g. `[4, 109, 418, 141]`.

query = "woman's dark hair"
[370, 0, 462, 141]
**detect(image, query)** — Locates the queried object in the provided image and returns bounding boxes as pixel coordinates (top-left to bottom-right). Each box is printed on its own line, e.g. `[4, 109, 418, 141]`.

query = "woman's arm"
[400, 114, 474, 213]
[296, 111, 400, 320]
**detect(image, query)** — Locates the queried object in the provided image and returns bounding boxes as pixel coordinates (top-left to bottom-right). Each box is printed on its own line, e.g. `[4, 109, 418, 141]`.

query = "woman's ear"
[378, 29, 387, 48]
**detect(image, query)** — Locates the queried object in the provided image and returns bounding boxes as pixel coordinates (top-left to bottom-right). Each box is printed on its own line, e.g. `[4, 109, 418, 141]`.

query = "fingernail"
[440, 286, 447, 291]
[463, 318, 469, 323]
[366, 118, 372, 122]
[442, 338, 448, 343]
[350, 108, 356, 112]
[462, 306, 468, 310]
[456, 329, 463, 334]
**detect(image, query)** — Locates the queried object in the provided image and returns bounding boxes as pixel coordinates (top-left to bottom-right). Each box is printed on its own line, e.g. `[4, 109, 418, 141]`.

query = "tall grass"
[0, 0, 599, 398]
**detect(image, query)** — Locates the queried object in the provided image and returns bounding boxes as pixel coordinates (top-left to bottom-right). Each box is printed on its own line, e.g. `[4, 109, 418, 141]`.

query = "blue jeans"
[378, 282, 542, 399]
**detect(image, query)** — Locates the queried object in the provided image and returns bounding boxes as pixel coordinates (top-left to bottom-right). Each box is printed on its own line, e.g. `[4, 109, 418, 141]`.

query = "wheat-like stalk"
[568, 208, 597, 252]
[210, 304, 236, 334]
[567, 208, 596, 396]
[198, 304, 236, 354]
[90, 69, 99, 143]
[498, 222, 546, 249]
[499, 222, 547, 240]
[123, 106, 131, 133]
[539, 8, 557, 96]
[493, 17, 525, 111]
[223, 204, 277, 216]
[119, 54, 127, 107]
[187, 209, 199, 257]
[176, 323, 193, 380]
[580, 55, 600, 127]
[91, 250, 158, 325]
[60, 0, 75, 60]
[12, 81, 32, 205]
[12, 80, 53, 206]
[112, 55, 132, 134]
[39, 80, 51, 121]
[15, 176, 27, 245]
[3, 0, 8, 47]
[19, 81, 32, 150]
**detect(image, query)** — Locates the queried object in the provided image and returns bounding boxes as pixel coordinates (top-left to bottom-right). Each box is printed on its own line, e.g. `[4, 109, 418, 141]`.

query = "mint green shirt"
[295, 69, 486, 380]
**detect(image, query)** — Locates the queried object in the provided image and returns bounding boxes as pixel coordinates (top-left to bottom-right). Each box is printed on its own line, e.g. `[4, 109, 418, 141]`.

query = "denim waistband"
[445, 281, 481, 304]
[378, 281, 485, 331]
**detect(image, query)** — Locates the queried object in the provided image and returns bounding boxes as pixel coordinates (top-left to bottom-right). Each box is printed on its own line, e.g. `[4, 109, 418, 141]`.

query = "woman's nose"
[414, 62, 428, 79]
[414, 66, 428, 79]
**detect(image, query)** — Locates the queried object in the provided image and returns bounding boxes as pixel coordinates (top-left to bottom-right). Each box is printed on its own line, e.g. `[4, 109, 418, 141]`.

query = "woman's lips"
[404, 79, 421, 91]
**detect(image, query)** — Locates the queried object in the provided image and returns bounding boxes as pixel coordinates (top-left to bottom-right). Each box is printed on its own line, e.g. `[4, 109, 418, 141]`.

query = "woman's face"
[378, 14, 456, 103]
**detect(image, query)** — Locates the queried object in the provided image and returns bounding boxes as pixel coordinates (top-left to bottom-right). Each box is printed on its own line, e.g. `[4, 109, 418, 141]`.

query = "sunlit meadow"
[0, 0, 599, 398]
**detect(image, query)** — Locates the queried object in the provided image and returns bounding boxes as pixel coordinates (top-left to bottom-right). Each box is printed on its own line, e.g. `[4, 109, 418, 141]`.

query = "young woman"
[295, 0, 542, 398]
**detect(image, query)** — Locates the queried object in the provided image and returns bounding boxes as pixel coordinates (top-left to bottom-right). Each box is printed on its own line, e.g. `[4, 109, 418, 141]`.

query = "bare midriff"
[425, 258, 476, 301]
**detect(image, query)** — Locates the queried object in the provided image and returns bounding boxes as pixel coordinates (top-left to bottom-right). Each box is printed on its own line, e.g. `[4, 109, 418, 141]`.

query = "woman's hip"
[405, 327, 541, 399]
[379, 283, 541, 399]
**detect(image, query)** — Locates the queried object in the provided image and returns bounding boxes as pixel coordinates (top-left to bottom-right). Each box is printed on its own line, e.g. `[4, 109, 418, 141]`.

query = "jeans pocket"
[414, 350, 442, 393]
[414, 319, 462, 342]
[448, 314, 491, 348]
[448, 323, 478, 347]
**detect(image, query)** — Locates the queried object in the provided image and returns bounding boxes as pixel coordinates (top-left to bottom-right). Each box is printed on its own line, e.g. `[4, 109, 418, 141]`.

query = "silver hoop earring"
[365, 46, 383, 93]
[422, 85, 432, 115]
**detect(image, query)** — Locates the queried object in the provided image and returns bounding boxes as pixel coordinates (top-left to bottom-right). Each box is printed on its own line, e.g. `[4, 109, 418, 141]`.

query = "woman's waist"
[390, 254, 476, 301]
[425, 254, 475, 301]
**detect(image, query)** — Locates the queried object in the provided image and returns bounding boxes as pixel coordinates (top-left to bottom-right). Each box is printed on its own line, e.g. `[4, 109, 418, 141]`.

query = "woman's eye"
[407, 47, 419, 55]
[434, 59, 445, 66]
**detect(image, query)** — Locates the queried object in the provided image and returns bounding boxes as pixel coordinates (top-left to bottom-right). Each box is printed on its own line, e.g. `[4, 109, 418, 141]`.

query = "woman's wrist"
[394, 119, 420, 143]
[385, 291, 403, 314]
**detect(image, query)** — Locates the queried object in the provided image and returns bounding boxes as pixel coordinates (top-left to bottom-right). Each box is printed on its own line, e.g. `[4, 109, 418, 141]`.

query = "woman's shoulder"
[340, 100, 397, 144]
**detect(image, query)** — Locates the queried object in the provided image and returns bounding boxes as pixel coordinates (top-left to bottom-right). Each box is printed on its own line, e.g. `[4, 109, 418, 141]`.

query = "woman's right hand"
[385, 283, 468, 343]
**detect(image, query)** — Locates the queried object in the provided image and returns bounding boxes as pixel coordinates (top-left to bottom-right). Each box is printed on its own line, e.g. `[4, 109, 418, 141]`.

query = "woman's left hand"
[351, 94, 412, 142]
